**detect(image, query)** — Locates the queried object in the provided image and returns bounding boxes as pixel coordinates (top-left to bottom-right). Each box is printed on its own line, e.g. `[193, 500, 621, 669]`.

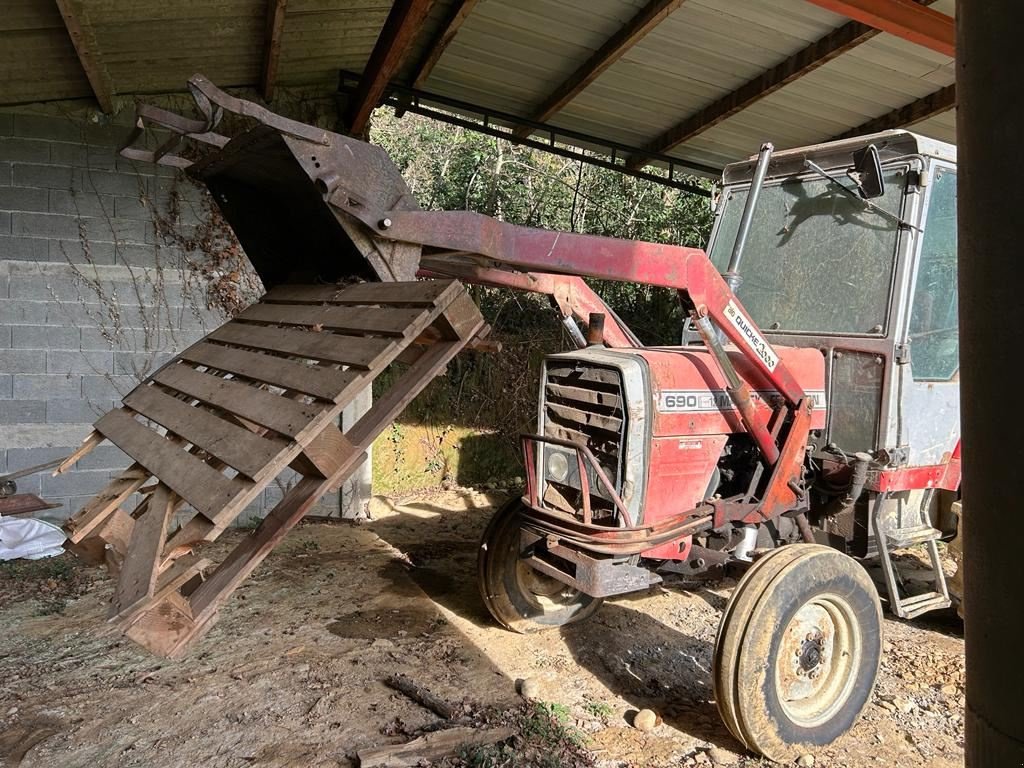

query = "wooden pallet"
[60, 279, 485, 657]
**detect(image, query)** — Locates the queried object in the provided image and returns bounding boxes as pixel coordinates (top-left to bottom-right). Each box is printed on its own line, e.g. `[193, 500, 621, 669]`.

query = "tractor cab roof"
[722, 130, 957, 185]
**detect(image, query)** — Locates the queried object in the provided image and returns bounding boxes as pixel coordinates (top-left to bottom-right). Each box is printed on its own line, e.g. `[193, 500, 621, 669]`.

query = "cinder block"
[11, 212, 82, 240]
[42, 469, 118, 498]
[49, 189, 115, 217]
[79, 328, 116, 351]
[0, 138, 50, 164]
[0, 299, 49, 324]
[12, 325, 80, 350]
[7, 446, 72, 471]
[80, 169, 145, 198]
[49, 143, 118, 170]
[77, 443, 129, 470]
[0, 349, 46, 373]
[0, 186, 49, 212]
[49, 238, 116, 265]
[0, 114, 12, 137]
[0, 374, 12, 397]
[12, 163, 77, 190]
[9, 473, 40, 496]
[9, 274, 82, 301]
[82, 374, 138, 401]
[0, 162, 10, 186]
[47, 349, 114, 375]
[12, 115, 86, 143]
[0, 328, 10, 348]
[0, 211, 8, 235]
[13, 373, 81, 399]
[113, 350, 173, 377]
[46, 398, 112, 423]
[0, 400, 45, 423]
[0, 235, 49, 261]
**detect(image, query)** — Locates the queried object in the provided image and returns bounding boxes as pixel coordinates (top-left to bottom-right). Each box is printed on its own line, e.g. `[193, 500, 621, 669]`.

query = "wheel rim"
[515, 551, 584, 610]
[774, 592, 862, 728]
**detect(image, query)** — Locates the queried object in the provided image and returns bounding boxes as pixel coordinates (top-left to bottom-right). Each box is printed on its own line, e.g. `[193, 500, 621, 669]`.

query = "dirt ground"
[0, 490, 965, 767]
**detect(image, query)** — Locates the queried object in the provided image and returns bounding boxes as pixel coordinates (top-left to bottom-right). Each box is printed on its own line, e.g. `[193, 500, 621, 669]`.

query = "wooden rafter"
[409, 0, 479, 89]
[802, 0, 954, 57]
[833, 83, 955, 139]
[345, 0, 436, 137]
[54, 0, 115, 114]
[625, 0, 941, 169]
[515, 0, 687, 138]
[261, 0, 288, 102]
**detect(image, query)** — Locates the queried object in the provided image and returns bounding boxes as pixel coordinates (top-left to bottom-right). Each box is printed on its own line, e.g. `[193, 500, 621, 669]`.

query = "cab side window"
[909, 169, 958, 380]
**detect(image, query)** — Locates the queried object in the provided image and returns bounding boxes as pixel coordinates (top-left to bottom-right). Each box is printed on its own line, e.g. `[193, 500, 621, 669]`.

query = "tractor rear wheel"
[478, 497, 603, 632]
[713, 544, 882, 762]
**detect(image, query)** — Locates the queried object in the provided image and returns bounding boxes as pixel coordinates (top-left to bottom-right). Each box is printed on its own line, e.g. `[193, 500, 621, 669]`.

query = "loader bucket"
[120, 75, 422, 287]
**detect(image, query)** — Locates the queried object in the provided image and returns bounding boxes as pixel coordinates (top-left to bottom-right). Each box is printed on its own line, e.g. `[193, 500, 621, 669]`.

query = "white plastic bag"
[0, 516, 67, 560]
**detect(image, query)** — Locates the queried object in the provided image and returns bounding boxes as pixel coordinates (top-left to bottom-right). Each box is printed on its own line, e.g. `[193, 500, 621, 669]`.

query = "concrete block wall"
[0, 106, 344, 525]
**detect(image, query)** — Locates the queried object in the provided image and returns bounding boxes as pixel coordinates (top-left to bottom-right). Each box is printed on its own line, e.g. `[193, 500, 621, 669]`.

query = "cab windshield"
[709, 168, 907, 335]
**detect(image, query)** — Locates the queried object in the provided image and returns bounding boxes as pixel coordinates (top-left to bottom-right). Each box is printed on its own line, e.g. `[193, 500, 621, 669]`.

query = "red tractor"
[120, 79, 960, 761]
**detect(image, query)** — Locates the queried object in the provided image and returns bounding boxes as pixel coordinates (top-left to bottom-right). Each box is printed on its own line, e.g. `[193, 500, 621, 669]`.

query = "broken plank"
[64, 465, 149, 544]
[210, 323, 394, 370]
[236, 303, 425, 337]
[112, 485, 178, 618]
[262, 280, 458, 308]
[180, 341, 362, 403]
[54, 430, 104, 475]
[117, 554, 211, 627]
[153, 363, 325, 440]
[357, 727, 516, 768]
[94, 408, 247, 519]
[124, 384, 287, 482]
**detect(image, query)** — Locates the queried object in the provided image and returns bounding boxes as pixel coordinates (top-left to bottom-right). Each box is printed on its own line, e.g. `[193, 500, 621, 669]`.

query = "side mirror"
[850, 144, 885, 199]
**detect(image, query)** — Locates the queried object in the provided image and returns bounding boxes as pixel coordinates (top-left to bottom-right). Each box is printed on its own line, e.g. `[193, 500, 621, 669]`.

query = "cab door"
[898, 164, 959, 468]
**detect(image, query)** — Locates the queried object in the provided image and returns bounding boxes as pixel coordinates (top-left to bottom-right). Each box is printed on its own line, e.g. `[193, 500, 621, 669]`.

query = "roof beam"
[834, 83, 955, 138]
[625, 0, 940, 169]
[345, 0, 436, 137]
[626, 20, 881, 168]
[409, 0, 479, 89]
[54, 0, 115, 114]
[260, 0, 288, 102]
[801, 0, 954, 57]
[514, 0, 688, 138]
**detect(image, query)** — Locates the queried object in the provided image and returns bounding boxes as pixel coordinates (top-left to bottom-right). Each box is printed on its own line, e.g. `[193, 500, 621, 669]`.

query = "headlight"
[546, 450, 570, 483]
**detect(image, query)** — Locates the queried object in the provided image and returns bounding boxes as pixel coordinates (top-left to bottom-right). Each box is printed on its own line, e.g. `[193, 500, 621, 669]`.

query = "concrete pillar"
[958, 1, 1024, 764]
[339, 385, 372, 519]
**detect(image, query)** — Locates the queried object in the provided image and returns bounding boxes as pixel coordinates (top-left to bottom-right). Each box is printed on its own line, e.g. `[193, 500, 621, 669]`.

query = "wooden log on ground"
[357, 726, 515, 768]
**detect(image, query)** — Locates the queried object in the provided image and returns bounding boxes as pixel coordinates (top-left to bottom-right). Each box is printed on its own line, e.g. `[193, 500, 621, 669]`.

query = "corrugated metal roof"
[0, 0, 957, 174]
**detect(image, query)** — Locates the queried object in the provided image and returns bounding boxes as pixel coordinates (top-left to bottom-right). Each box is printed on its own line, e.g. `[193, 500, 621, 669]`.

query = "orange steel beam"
[802, 0, 954, 57]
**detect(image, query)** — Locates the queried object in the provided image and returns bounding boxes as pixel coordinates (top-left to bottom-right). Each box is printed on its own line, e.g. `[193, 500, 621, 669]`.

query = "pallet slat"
[124, 384, 287, 481]
[262, 280, 458, 307]
[209, 323, 394, 369]
[235, 303, 424, 337]
[94, 409, 246, 519]
[112, 485, 177, 617]
[153, 363, 325, 440]
[180, 342, 361, 402]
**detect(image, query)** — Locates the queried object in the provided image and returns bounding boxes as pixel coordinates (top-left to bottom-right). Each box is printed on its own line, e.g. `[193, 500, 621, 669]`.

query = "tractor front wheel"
[713, 544, 883, 762]
[478, 497, 603, 632]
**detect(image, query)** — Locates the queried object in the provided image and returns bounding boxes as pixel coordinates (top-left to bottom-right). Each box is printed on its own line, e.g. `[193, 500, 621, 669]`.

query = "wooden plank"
[66, 507, 134, 565]
[293, 423, 358, 479]
[358, 727, 515, 768]
[344, 0, 437, 135]
[236, 303, 425, 336]
[409, 0, 480, 88]
[834, 84, 956, 139]
[54, 430, 104, 475]
[123, 385, 287, 482]
[803, 0, 954, 56]
[64, 466, 149, 544]
[180, 341, 361, 402]
[112, 485, 177, 617]
[210, 323, 394, 369]
[94, 408, 245, 519]
[153, 363, 325, 440]
[515, 0, 687, 136]
[260, 0, 287, 101]
[116, 555, 211, 627]
[54, 0, 115, 113]
[124, 596, 201, 659]
[262, 280, 457, 307]
[190, 330, 483, 627]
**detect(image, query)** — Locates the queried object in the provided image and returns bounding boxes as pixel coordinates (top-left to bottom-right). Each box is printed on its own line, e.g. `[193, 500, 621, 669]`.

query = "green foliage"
[368, 108, 715, 491]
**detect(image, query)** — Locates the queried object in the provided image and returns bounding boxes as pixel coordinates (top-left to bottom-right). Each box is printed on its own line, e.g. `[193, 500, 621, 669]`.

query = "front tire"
[477, 497, 604, 632]
[713, 544, 883, 762]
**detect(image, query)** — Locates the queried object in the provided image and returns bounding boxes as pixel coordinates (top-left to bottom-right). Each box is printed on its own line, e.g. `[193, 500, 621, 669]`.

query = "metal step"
[897, 590, 952, 620]
[871, 495, 951, 620]
[885, 524, 942, 548]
